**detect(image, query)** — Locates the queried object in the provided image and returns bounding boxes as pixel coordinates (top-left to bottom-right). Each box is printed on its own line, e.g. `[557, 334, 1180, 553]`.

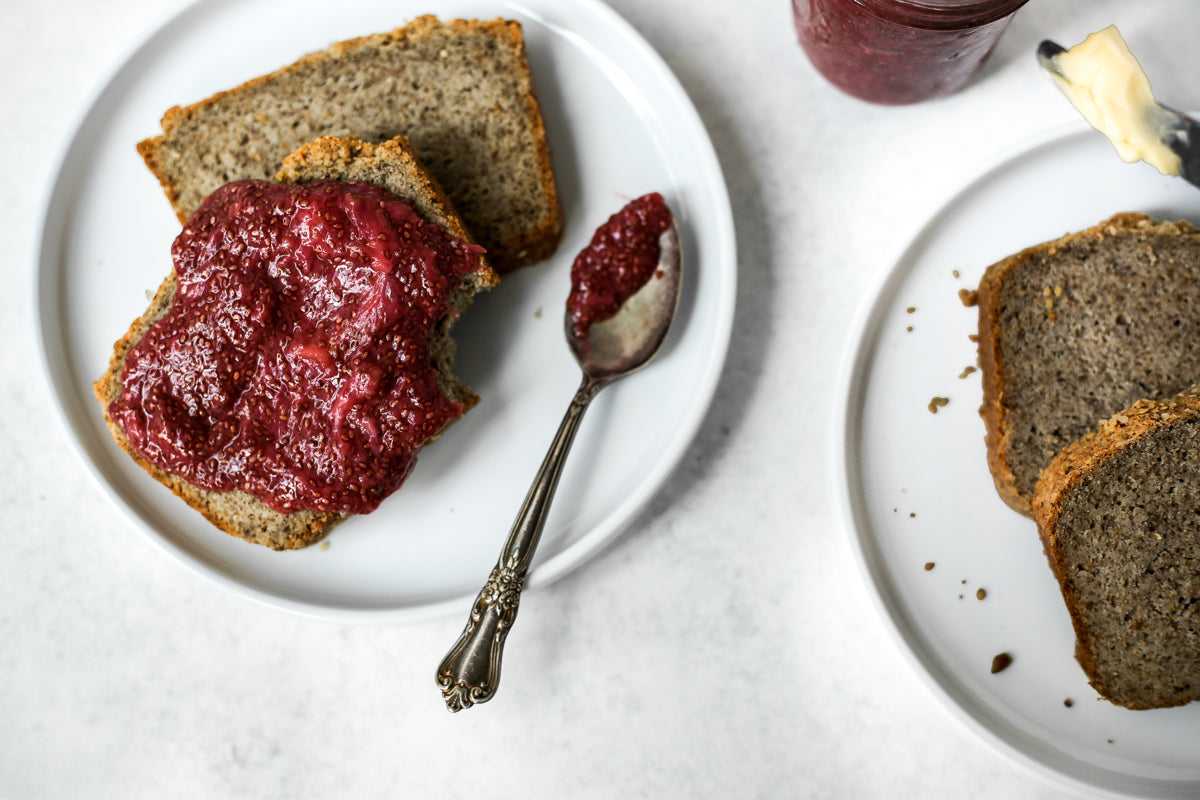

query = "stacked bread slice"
[98, 17, 560, 549]
[1033, 388, 1200, 709]
[977, 212, 1200, 708]
[137, 16, 561, 273]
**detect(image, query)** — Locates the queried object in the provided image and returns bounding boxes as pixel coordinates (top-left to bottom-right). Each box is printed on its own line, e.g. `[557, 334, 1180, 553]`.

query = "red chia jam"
[108, 179, 485, 515]
[566, 192, 673, 340]
[792, 0, 1028, 105]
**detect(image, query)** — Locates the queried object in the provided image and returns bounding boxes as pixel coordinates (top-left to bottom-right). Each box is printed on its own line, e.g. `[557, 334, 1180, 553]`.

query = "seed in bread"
[137, 16, 562, 273]
[1033, 386, 1200, 709]
[95, 135, 497, 550]
[976, 212, 1200, 516]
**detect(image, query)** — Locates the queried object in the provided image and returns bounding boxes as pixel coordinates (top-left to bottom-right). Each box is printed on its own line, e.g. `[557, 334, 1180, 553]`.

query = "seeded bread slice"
[137, 15, 562, 273]
[977, 213, 1200, 516]
[95, 135, 497, 550]
[1033, 386, 1200, 709]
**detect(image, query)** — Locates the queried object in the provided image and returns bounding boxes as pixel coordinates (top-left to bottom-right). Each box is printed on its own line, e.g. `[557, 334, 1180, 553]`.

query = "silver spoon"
[435, 221, 682, 712]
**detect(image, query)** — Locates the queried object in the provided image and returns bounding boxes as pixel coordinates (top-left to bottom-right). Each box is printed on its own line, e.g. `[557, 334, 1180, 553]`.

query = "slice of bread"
[1033, 386, 1200, 709]
[137, 16, 562, 273]
[95, 135, 498, 550]
[977, 213, 1200, 515]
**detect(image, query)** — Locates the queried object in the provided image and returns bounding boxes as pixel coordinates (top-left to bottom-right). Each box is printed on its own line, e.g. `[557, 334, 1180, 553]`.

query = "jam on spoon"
[437, 192, 680, 711]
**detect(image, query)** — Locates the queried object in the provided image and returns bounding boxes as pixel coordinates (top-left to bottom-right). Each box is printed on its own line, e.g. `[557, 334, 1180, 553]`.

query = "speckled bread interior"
[136, 15, 562, 273]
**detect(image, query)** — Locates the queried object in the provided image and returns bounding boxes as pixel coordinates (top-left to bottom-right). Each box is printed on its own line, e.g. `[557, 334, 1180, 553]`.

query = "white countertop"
[4, 0, 1195, 797]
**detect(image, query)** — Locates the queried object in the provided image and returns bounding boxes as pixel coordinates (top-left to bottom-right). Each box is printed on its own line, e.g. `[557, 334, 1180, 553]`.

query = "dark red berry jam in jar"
[793, 0, 1030, 105]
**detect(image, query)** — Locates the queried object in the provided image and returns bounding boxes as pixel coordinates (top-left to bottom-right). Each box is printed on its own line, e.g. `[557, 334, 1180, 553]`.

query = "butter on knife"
[1037, 25, 1200, 187]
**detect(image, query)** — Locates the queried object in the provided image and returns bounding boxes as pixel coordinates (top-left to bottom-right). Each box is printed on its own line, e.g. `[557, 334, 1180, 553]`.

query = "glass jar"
[792, 0, 1031, 105]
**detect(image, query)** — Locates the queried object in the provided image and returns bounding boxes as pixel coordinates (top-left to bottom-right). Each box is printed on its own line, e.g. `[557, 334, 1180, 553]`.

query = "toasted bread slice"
[1033, 386, 1200, 709]
[95, 135, 497, 550]
[977, 213, 1200, 515]
[137, 16, 562, 273]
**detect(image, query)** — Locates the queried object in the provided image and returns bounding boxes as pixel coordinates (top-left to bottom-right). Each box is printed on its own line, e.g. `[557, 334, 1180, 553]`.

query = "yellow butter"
[1049, 25, 1181, 176]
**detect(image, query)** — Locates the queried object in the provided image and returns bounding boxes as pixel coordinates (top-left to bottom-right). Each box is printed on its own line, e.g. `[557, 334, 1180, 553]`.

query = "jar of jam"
[793, 0, 1030, 105]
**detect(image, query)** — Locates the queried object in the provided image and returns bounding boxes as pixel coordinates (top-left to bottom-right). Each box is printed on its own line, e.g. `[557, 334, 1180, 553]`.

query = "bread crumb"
[952, 269, 960, 278]
[924, 562, 935, 571]
[958, 366, 977, 379]
[906, 306, 916, 313]
[990, 652, 1013, 674]
[958, 288, 978, 307]
[320, 541, 330, 551]
[928, 397, 949, 413]
[1063, 698, 1074, 708]
[534, 307, 542, 319]
[909, 512, 916, 518]
[906, 326, 913, 332]
[976, 588, 987, 600]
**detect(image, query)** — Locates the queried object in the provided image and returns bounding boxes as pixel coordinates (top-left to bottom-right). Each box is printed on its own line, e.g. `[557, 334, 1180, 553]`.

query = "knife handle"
[435, 373, 606, 711]
[1161, 107, 1200, 188]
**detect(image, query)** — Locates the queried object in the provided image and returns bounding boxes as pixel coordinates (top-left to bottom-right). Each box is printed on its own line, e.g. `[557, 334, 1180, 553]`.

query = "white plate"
[835, 125, 1200, 800]
[34, 0, 735, 622]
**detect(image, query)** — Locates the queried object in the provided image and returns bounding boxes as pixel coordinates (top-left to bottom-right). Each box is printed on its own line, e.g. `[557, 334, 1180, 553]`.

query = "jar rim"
[852, 0, 1030, 28]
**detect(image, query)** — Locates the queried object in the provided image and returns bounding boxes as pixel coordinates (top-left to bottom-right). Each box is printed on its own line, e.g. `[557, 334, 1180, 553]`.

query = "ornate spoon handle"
[436, 373, 609, 711]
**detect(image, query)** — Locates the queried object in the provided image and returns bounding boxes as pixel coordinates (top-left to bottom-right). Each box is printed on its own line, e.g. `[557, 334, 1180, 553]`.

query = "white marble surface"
[4, 0, 1196, 797]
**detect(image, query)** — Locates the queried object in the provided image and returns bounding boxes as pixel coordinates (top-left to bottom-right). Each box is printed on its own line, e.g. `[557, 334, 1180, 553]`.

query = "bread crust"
[96, 135, 495, 550]
[137, 16, 562, 273]
[1033, 387, 1200, 709]
[975, 248, 1027, 515]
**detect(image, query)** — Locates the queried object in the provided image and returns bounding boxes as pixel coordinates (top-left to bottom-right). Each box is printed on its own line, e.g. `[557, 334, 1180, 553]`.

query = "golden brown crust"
[135, 136, 176, 220]
[97, 135, 491, 550]
[975, 247, 1029, 515]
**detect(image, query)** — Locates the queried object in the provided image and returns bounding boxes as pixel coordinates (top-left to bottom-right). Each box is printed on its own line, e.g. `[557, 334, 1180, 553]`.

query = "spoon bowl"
[568, 223, 682, 379]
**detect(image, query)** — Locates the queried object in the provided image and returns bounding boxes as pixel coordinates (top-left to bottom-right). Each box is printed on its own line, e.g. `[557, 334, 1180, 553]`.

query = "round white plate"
[35, 0, 735, 622]
[835, 125, 1200, 800]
